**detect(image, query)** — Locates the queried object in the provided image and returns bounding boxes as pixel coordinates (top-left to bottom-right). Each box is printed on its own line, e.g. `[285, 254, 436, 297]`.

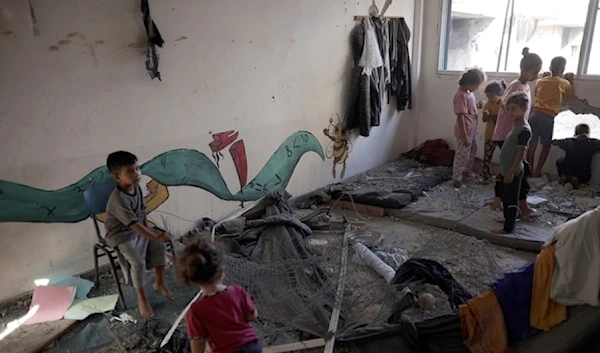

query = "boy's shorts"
[116, 234, 166, 288]
[529, 111, 555, 146]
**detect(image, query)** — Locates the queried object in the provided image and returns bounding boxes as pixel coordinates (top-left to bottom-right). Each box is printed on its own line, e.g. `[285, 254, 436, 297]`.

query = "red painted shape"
[209, 130, 239, 152]
[229, 140, 248, 189]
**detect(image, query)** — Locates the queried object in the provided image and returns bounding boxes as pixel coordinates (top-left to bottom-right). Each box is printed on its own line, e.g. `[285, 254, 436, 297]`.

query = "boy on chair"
[104, 151, 174, 318]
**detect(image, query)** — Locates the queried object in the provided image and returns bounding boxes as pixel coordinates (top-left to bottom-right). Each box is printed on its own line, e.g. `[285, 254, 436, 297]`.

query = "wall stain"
[87, 44, 98, 65]
[67, 32, 78, 37]
[94, 40, 104, 45]
[175, 36, 187, 42]
[58, 39, 71, 46]
[2, 30, 13, 36]
[48, 45, 59, 52]
[79, 34, 86, 40]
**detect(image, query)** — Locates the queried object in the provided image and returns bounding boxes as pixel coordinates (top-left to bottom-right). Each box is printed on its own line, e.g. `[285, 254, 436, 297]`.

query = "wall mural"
[323, 114, 351, 179]
[0, 131, 325, 223]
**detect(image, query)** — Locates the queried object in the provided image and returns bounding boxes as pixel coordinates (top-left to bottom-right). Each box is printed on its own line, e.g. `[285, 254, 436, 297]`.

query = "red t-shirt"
[186, 285, 259, 353]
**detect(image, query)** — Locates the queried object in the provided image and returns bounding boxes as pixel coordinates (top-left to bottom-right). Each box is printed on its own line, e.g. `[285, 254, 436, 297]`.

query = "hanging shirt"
[453, 88, 478, 140]
[492, 80, 531, 142]
[532, 76, 575, 117]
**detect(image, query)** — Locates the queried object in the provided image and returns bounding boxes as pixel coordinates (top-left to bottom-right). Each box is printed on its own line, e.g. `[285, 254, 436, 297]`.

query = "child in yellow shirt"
[478, 81, 506, 183]
[527, 56, 575, 177]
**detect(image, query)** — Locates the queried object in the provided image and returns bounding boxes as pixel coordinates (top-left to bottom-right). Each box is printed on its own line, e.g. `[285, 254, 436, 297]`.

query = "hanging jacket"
[346, 20, 382, 137]
[390, 18, 412, 111]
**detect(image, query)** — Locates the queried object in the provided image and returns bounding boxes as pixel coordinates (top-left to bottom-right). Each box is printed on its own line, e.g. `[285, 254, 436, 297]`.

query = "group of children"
[453, 47, 600, 233]
[104, 151, 262, 353]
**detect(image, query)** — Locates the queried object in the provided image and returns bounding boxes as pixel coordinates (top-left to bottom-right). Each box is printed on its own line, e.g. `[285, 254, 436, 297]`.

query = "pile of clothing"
[346, 17, 412, 137]
[392, 206, 600, 353]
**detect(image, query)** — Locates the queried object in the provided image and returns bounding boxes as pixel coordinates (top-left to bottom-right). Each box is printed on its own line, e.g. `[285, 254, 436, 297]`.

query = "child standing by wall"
[552, 123, 600, 189]
[491, 47, 542, 217]
[479, 80, 507, 183]
[528, 56, 576, 177]
[453, 68, 486, 188]
[494, 93, 532, 233]
[179, 240, 263, 353]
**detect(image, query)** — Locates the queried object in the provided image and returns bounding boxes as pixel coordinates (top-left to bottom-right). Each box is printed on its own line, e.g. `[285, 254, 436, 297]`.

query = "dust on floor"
[0, 207, 536, 353]
[300, 208, 535, 327]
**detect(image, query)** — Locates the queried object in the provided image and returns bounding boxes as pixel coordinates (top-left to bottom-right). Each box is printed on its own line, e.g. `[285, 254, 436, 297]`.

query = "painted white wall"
[416, 0, 600, 184]
[0, 0, 417, 301]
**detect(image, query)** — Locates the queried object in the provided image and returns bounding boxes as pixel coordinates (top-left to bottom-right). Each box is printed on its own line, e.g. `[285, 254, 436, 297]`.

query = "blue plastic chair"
[83, 180, 127, 310]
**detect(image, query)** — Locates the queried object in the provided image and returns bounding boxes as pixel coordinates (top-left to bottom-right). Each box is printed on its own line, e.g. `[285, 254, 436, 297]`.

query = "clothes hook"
[368, 0, 379, 17]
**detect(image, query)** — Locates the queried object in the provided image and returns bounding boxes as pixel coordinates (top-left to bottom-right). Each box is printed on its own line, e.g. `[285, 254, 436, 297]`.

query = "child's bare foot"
[154, 282, 174, 301]
[559, 175, 569, 185]
[139, 299, 154, 319]
[520, 207, 538, 218]
[571, 176, 580, 190]
[463, 172, 474, 181]
[518, 201, 537, 218]
[490, 198, 503, 211]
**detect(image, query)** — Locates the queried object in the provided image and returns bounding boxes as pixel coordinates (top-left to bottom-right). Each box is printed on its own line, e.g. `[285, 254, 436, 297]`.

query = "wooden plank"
[0, 319, 77, 353]
[264, 338, 326, 353]
[323, 221, 351, 353]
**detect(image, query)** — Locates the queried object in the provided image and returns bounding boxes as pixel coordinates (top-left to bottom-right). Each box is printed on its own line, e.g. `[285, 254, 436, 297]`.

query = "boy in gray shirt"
[492, 92, 532, 233]
[105, 151, 173, 318]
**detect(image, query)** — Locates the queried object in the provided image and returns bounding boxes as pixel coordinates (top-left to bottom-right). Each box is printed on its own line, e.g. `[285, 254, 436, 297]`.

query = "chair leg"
[108, 254, 127, 311]
[98, 246, 127, 311]
[93, 245, 100, 288]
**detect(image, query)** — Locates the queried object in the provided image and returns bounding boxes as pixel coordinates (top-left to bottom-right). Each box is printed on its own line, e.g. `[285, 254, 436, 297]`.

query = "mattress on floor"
[386, 181, 490, 225]
[327, 158, 452, 209]
[387, 181, 558, 252]
[455, 208, 554, 252]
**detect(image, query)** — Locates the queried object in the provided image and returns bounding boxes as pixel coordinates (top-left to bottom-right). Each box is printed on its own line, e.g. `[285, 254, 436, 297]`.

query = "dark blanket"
[214, 190, 344, 344]
[391, 259, 472, 310]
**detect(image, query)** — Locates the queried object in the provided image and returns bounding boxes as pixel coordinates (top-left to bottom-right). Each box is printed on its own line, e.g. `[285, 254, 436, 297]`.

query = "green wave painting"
[0, 131, 324, 223]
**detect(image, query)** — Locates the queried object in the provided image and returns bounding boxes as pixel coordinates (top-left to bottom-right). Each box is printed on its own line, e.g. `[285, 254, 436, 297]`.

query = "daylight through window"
[439, 0, 599, 74]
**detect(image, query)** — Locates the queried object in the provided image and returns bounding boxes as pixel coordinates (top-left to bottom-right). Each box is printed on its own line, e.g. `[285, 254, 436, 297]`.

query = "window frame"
[436, 0, 600, 79]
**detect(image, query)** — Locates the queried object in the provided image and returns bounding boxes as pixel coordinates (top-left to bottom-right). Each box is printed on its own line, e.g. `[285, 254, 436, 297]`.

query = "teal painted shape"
[141, 149, 234, 200]
[0, 166, 112, 223]
[234, 130, 325, 201]
[0, 131, 324, 223]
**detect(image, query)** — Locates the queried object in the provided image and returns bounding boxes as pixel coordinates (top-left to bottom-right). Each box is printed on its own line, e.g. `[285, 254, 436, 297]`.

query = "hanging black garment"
[141, 0, 164, 81]
[389, 18, 412, 111]
[390, 259, 472, 310]
[346, 22, 373, 137]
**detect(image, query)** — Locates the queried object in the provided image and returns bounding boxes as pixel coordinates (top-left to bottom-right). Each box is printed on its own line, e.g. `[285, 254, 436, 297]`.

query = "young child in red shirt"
[179, 240, 262, 353]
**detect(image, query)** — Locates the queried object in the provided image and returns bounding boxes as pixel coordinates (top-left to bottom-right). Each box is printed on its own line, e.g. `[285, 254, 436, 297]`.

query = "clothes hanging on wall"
[346, 17, 412, 137]
[141, 0, 164, 81]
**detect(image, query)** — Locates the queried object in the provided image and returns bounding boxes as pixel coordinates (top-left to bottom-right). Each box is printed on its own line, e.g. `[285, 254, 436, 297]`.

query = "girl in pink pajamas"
[452, 68, 486, 188]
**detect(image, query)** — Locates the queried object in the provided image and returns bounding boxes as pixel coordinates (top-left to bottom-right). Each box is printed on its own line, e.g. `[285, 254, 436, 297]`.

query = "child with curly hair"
[179, 240, 262, 353]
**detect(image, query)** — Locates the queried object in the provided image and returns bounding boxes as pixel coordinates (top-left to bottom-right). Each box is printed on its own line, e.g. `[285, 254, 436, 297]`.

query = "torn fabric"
[545, 206, 600, 306]
[141, 0, 164, 80]
[530, 245, 567, 331]
[459, 289, 514, 353]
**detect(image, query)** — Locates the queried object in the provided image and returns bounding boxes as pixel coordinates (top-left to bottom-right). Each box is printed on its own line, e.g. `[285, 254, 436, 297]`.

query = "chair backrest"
[83, 180, 117, 215]
[83, 180, 117, 242]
